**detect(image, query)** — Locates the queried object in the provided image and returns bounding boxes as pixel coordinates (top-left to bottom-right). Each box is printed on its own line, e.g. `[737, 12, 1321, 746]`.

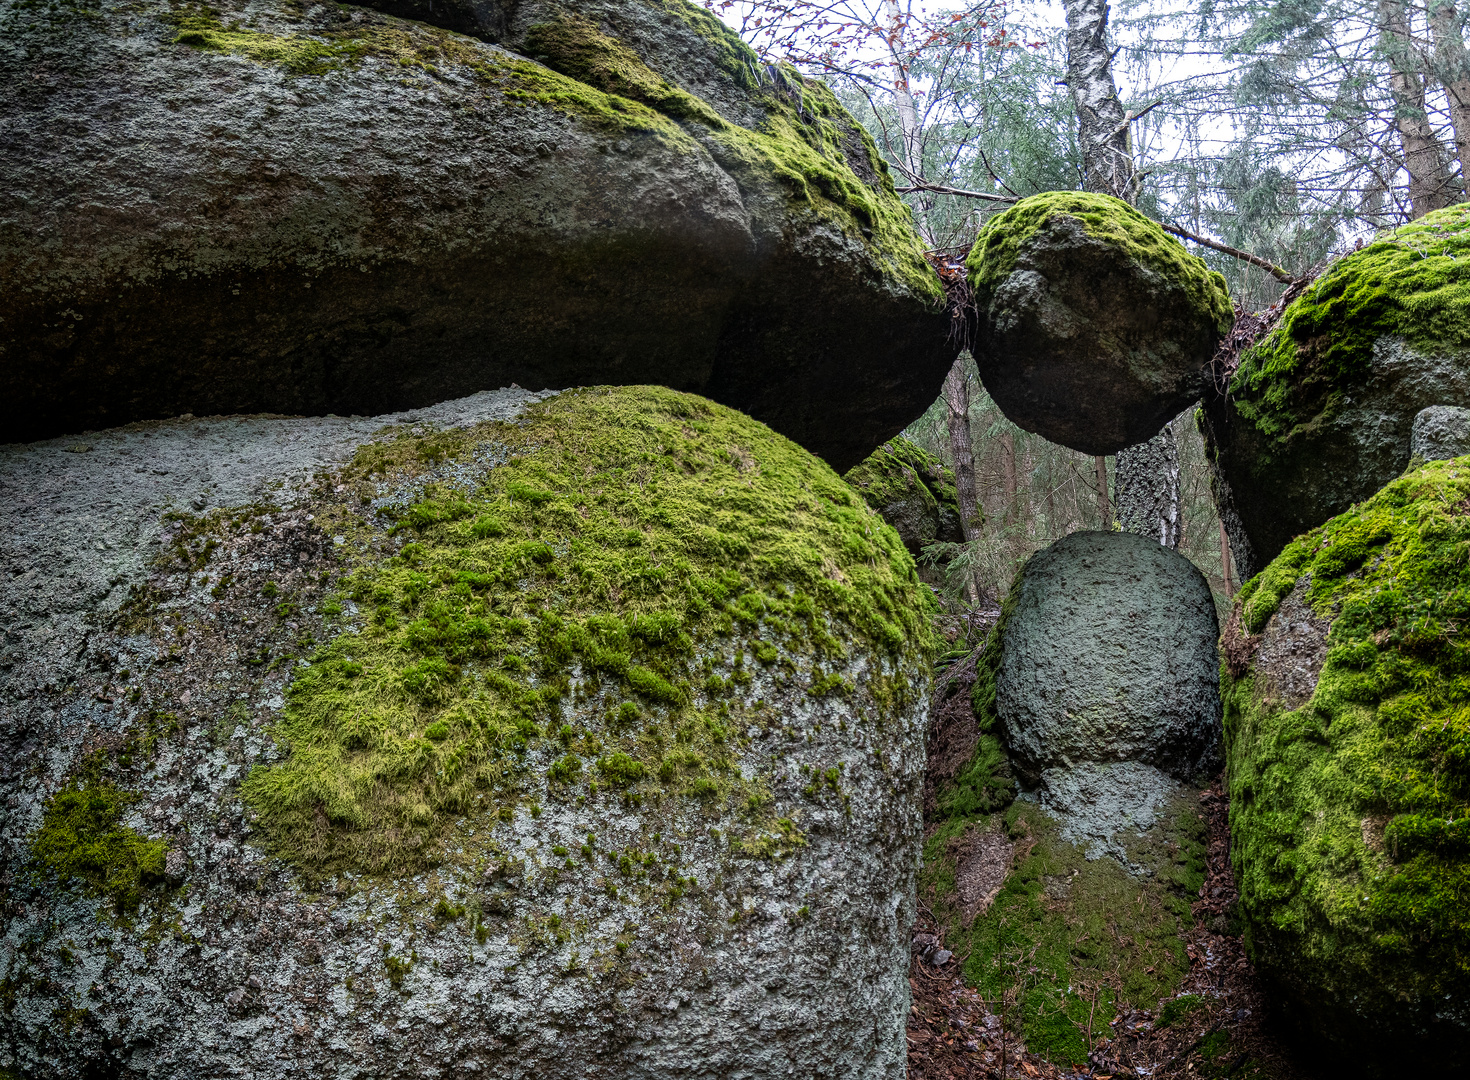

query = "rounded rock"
[965, 192, 1232, 455]
[996, 530, 1222, 784]
[1220, 457, 1470, 1072]
[1412, 404, 1470, 461]
[0, 0, 948, 471]
[1203, 206, 1470, 578]
[843, 436, 963, 556]
[0, 386, 931, 1079]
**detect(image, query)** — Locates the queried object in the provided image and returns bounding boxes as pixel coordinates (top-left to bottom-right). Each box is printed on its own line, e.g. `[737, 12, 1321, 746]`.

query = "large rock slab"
[1220, 457, 1470, 1072]
[0, 387, 931, 1079]
[1202, 206, 1470, 578]
[0, 0, 949, 471]
[965, 192, 1232, 455]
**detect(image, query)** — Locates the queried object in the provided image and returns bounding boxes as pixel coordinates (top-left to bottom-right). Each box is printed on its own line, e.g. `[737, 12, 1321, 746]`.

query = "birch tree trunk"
[1115, 425, 1181, 548]
[1063, 0, 1134, 200]
[884, 0, 931, 239]
[1430, 0, 1470, 191]
[1094, 455, 1111, 528]
[1382, 0, 1458, 217]
[1065, 0, 1182, 543]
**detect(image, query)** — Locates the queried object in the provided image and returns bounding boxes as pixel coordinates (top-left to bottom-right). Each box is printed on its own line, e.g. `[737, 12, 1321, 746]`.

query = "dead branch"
[897, 182, 1020, 203]
[1159, 222, 1296, 284]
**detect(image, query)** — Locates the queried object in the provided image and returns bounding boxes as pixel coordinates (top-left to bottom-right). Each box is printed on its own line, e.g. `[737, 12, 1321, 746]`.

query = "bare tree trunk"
[1064, 0, 1134, 200]
[999, 430, 1018, 526]
[1066, 0, 1183, 543]
[1115, 426, 1182, 548]
[1383, 0, 1458, 216]
[1430, 0, 1470, 192]
[1094, 455, 1111, 528]
[1219, 519, 1235, 596]
[883, 0, 931, 239]
[943, 357, 982, 604]
[943, 357, 981, 543]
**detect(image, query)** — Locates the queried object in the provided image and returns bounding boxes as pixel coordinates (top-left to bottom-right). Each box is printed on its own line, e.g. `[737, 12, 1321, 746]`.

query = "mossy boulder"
[1203, 206, 1470, 578]
[0, 0, 948, 471]
[1221, 457, 1470, 1070]
[843, 436, 963, 555]
[0, 386, 932, 1077]
[965, 192, 1232, 455]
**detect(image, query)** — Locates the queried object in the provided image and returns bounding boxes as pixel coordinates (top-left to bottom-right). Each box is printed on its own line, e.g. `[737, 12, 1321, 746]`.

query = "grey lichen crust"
[996, 530, 1222, 846]
[0, 0, 947, 470]
[0, 390, 927, 1079]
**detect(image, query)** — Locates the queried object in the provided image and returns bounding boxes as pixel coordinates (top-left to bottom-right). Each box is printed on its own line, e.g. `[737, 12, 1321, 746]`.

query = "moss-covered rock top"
[1230, 205, 1470, 449]
[1223, 455, 1470, 1066]
[843, 436, 962, 554]
[243, 386, 934, 876]
[965, 191, 1232, 332]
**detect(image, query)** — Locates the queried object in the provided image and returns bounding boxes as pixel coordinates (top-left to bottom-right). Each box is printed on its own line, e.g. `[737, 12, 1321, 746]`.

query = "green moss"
[169, 7, 365, 74]
[1229, 205, 1470, 451]
[523, 14, 724, 127]
[1223, 456, 1470, 1020]
[29, 782, 167, 914]
[920, 800, 1204, 1065]
[965, 191, 1232, 333]
[522, 10, 937, 303]
[844, 436, 959, 516]
[242, 386, 933, 876]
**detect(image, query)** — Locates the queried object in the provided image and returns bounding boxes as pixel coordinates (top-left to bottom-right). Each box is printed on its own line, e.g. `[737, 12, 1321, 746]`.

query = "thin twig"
[1109, 99, 1165, 139]
[1160, 222, 1297, 284]
[896, 182, 1020, 203]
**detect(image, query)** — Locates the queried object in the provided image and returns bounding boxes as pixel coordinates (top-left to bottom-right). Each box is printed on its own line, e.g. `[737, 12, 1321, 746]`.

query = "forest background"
[709, 0, 1470, 619]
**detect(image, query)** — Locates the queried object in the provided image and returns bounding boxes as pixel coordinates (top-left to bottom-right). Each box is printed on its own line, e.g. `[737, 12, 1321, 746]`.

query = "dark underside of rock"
[966, 194, 1230, 456]
[0, 0, 950, 471]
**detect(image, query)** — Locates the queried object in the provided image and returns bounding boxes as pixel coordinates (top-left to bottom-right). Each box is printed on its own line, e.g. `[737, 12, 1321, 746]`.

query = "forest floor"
[905, 774, 1319, 1080]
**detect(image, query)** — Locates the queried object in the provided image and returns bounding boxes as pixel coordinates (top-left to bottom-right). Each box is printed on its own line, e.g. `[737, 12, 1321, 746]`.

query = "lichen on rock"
[1221, 455, 1470, 1069]
[0, 386, 933, 1078]
[0, 0, 947, 470]
[1203, 205, 1470, 575]
[965, 192, 1232, 455]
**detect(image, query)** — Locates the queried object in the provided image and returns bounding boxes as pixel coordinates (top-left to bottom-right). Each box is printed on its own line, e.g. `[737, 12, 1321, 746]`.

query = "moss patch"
[922, 799, 1206, 1065]
[242, 386, 933, 876]
[1229, 205, 1470, 452]
[29, 782, 167, 914]
[1224, 455, 1470, 1027]
[523, 10, 937, 303]
[844, 436, 958, 516]
[965, 191, 1232, 333]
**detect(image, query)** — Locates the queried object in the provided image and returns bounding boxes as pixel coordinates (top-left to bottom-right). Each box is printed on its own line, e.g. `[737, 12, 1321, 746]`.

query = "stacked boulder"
[0, 0, 950, 469]
[0, 387, 932, 1078]
[1202, 205, 1470, 577]
[1220, 457, 1470, 1071]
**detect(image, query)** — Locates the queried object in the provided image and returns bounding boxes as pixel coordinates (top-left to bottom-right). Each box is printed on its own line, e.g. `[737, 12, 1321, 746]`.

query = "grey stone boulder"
[964, 192, 1233, 455]
[0, 386, 930, 1079]
[1201, 207, 1470, 578]
[996, 530, 1222, 792]
[843, 437, 963, 555]
[0, 0, 949, 471]
[1412, 405, 1470, 461]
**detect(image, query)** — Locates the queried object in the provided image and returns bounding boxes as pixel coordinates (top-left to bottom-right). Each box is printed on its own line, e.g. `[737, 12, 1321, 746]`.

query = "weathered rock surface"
[843, 437, 962, 556]
[994, 530, 1221, 844]
[965, 192, 1232, 456]
[1203, 206, 1470, 578]
[0, 0, 949, 470]
[1220, 457, 1470, 1072]
[1413, 404, 1470, 461]
[0, 386, 931, 1079]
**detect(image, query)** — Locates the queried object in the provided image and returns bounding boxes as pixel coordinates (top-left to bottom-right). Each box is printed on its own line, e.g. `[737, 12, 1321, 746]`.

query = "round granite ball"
[966, 192, 1232, 455]
[997, 530, 1222, 784]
